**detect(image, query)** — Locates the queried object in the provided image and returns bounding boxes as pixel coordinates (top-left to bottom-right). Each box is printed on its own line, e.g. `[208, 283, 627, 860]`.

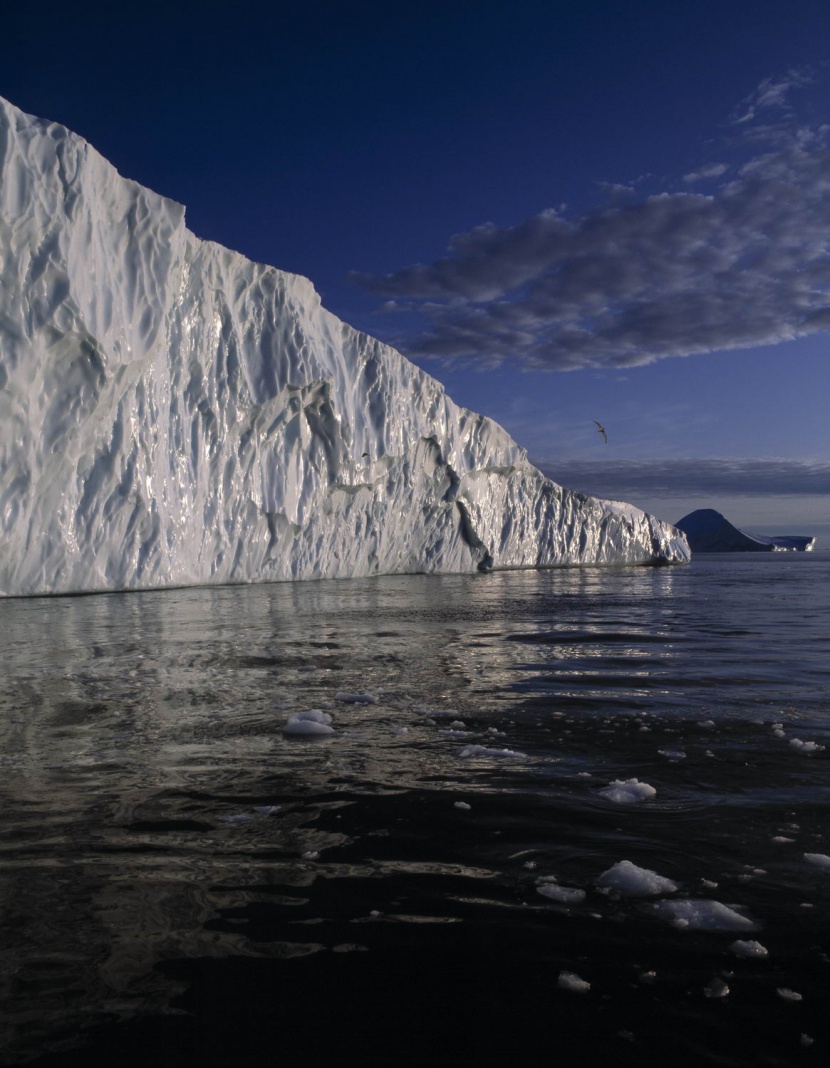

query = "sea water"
[1, 554, 828, 1066]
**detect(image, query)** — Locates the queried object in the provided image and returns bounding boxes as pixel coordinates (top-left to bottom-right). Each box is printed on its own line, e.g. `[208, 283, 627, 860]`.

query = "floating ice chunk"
[537, 883, 586, 904]
[253, 805, 281, 815]
[335, 692, 378, 704]
[697, 720, 716, 729]
[804, 852, 830, 870]
[439, 729, 471, 738]
[302, 850, 320, 860]
[789, 738, 825, 752]
[704, 977, 730, 998]
[652, 899, 758, 931]
[772, 836, 795, 844]
[597, 860, 678, 897]
[729, 939, 769, 959]
[557, 971, 590, 994]
[658, 748, 687, 760]
[458, 745, 527, 759]
[284, 709, 335, 735]
[598, 778, 657, 804]
[800, 1034, 814, 1047]
[777, 988, 803, 1002]
[453, 801, 472, 810]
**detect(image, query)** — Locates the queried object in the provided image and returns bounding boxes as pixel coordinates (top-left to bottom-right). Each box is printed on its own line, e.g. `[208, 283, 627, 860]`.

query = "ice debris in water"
[537, 878, 586, 904]
[704, 978, 730, 998]
[453, 801, 472, 811]
[777, 988, 803, 1002]
[729, 940, 769, 959]
[597, 860, 678, 897]
[335, 692, 378, 704]
[804, 852, 830, 870]
[652, 899, 758, 931]
[658, 748, 687, 760]
[789, 738, 825, 752]
[458, 745, 527, 759]
[284, 710, 335, 735]
[598, 778, 656, 804]
[557, 971, 591, 994]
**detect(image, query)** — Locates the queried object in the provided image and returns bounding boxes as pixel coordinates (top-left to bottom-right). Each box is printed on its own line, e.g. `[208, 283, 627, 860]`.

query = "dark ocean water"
[1, 554, 829, 1067]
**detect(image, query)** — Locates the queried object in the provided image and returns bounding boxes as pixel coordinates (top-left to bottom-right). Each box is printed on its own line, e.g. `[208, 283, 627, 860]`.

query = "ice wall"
[0, 97, 689, 596]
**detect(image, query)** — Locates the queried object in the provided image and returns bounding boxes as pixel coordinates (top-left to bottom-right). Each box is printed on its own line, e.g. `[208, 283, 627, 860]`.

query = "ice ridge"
[0, 96, 690, 595]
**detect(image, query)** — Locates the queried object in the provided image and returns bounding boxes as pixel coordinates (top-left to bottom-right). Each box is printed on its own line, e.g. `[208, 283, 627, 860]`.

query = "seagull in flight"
[593, 420, 608, 443]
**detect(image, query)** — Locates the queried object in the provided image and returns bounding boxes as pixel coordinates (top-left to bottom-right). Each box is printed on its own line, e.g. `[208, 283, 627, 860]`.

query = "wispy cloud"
[534, 458, 830, 499]
[353, 73, 830, 372]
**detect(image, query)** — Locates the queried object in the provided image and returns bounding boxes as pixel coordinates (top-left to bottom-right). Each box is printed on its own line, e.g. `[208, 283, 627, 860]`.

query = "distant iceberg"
[676, 510, 815, 553]
[0, 96, 689, 596]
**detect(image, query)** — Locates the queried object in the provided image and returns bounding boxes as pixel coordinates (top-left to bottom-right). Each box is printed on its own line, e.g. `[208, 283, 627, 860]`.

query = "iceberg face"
[676, 510, 815, 553]
[0, 97, 689, 596]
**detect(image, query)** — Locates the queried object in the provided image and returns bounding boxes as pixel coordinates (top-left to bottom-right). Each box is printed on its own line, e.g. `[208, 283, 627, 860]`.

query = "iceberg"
[676, 510, 815, 553]
[0, 97, 689, 596]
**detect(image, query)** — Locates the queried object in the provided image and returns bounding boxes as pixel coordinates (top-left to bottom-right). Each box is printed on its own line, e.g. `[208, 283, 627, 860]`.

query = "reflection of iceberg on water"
[0, 96, 689, 596]
[676, 510, 816, 553]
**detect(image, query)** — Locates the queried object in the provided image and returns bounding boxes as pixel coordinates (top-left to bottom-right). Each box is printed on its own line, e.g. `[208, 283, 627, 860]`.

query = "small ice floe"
[697, 720, 716, 729]
[800, 1034, 815, 1047]
[576, 771, 593, 778]
[772, 836, 795, 844]
[439, 729, 471, 739]
[392, 727, 409, 736]
[453, 801, 472, 811]
[253, 805, 281, 815]
[637, 971, 657, 984]
[284, 709, 334, 735]
[789, 738, 825, 753]
[458, 744, 527, 759]
[776, 988, 803, 1002]
[537, 879, 586, 905]
[597, 860, 678, 897]
[700, 879, 719, 889]
[729, 939, 768, 959]
[301, 850, 320, 860]
[651, 899, 758, 932]
[598, 778, 656, 805]
[804, 852, 830, 870]
[658, 748, 687, 761]
[335, 692, 377, 704]
[704, 977, 730, 999]
[557, 971, 590, 994]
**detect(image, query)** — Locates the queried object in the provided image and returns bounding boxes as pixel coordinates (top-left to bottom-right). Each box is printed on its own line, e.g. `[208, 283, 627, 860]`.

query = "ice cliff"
[676, 510, 815, 553]
[0, 97, 689, 596]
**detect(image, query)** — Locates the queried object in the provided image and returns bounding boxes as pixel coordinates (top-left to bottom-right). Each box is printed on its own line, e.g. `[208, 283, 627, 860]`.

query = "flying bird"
[593, 420, 608, 443]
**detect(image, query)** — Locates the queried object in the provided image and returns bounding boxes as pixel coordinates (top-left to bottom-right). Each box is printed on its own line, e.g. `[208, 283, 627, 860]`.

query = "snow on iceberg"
[0, 96, 690, 596]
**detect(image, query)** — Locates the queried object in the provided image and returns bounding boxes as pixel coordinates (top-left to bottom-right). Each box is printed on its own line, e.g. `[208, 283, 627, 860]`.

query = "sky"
[3, 0, 829, 541]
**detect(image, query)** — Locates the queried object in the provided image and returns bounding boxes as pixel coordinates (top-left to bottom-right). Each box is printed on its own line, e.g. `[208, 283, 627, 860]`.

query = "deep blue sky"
[4, 0, 828, 538]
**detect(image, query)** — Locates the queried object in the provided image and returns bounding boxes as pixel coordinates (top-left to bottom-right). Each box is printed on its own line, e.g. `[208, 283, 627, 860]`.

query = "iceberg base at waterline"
[0, 95, 689, 596]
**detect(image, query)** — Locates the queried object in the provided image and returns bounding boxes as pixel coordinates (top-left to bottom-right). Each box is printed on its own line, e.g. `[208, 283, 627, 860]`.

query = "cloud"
[533, 458, 830, 499]
[353, 76, 830, 371]
[682, 162, 728, 183]
[731, 69, 814, 124]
